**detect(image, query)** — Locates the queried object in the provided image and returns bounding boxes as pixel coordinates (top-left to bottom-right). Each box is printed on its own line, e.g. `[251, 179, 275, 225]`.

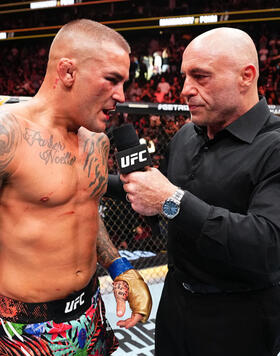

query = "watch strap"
[171, 189, 184, 204]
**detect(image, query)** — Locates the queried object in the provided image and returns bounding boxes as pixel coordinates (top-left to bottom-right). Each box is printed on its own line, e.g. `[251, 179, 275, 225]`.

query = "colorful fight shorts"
[0, 275, 118, 355]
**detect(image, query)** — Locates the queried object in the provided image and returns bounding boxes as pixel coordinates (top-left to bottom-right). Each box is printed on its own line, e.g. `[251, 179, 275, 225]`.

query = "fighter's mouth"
[103, 108, 115, 116]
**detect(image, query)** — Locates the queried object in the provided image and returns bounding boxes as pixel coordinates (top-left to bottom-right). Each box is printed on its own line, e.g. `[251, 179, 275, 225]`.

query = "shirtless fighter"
[0, 19, 151, 355]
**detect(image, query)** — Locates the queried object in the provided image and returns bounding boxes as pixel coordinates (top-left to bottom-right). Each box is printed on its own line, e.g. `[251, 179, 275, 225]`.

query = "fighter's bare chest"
[10, 127, 108, 205]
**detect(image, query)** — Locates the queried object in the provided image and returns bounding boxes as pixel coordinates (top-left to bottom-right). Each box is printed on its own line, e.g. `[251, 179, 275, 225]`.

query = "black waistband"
[0, 275, 98, 324]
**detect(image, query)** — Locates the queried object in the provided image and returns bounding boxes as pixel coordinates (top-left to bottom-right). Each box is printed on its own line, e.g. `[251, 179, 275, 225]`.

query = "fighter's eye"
[106, 77, 118, 84]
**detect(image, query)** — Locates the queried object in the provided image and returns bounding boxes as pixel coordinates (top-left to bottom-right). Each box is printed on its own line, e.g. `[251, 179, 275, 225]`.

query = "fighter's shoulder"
[0, 108, 23, 176]
[0, 104, 30, 128]
[0, 106, 20, 124]
[0, 108, 23, 141]
[79, 127, 109, 143]
[78, 127, 109, 152]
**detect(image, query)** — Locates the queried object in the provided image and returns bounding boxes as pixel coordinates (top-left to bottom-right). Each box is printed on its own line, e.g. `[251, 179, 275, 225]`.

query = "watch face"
[163, 200, 179, 218]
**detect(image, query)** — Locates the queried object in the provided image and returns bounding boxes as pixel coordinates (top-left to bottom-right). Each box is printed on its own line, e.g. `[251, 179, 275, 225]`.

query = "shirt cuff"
[173, 190, 212, 239]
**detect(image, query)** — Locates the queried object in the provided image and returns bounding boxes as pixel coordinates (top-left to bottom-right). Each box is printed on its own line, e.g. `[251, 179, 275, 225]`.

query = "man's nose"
[113, 85, 125, 103]
[181, 77, 198, 100]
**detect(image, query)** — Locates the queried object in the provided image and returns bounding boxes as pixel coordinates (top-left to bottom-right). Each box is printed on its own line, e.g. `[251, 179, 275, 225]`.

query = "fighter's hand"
[113, 269, 152, 328]
[121, 166, 177, 216]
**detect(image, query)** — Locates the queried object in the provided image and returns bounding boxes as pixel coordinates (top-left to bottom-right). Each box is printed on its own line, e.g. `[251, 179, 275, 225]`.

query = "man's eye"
[195, 74, 209, 81]
[106, 77, 118, 84]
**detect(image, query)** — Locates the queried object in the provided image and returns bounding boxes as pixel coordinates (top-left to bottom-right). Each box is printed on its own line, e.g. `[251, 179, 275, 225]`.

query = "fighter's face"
[74, 43, 130, 132]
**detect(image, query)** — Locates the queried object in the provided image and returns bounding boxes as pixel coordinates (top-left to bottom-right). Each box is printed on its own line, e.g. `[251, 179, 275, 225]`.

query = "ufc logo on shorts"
[120, 150, 147, 168]
[64, 292, 85, 313]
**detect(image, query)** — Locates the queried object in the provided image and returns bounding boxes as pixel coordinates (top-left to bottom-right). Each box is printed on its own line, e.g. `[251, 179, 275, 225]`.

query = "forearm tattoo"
[0, 113, 21, 176]
[23, 128, 76, 165]
[83, 133, 109, 197]
[96, 216, 119, 268]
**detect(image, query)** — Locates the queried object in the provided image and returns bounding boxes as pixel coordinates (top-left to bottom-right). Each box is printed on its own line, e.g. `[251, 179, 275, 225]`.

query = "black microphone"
[112, 123, 160, 236]
[112, 124, 152, 174]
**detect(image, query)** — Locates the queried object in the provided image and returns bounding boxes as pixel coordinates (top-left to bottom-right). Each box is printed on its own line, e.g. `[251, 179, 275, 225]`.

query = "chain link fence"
[97, 112, 189, 294]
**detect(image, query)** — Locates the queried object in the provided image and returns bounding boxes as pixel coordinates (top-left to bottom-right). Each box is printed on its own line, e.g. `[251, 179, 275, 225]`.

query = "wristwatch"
[161, 189, 184, 219]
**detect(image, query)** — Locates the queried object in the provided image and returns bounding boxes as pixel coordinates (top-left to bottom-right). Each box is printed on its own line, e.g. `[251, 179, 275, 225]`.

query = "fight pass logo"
[157, 103, 189, 112]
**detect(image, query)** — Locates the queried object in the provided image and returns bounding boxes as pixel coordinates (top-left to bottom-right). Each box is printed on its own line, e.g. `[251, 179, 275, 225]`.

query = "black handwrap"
[105, 174, 160, 236]
[104, 174, 127, 202]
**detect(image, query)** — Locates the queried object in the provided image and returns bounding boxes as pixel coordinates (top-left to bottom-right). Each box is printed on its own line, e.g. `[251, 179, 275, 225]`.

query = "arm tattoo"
[83, 133, 109, 198]
[96, 216, 119, 269]
[0, 112, 21, 176]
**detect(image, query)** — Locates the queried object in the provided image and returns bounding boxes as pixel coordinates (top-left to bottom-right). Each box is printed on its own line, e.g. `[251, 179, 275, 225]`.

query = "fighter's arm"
[0, 111, 22, 183]
[96, 216, 152, 328]
[96, 215, 120, 269]
[85, 130, 152, 326]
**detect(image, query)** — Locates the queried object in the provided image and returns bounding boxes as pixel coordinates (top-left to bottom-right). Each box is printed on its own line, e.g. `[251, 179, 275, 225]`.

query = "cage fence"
[97, 112, 186, 294]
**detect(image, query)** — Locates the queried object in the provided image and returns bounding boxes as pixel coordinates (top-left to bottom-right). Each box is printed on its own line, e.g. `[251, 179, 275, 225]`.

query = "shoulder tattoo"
[83, 133, 109, 198]
[0, 112, 22, 176]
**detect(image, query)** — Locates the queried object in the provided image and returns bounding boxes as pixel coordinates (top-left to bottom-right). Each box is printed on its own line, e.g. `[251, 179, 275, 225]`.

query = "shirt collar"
[194, 97, 271, 144]
[224, 96, 271, 144]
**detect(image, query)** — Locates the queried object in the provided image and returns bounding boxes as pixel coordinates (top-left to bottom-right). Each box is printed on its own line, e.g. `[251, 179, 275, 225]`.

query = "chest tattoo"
[23, 128, 76, 166]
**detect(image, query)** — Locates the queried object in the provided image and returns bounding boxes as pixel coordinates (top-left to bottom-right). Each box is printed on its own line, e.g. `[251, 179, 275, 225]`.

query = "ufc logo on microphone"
[115, 144, 152, 173]
[64, 292, 85, 313]
[120, 150, 147, 168]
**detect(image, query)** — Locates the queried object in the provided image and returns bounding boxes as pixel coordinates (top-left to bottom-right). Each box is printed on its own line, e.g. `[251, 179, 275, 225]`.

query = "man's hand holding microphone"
[112, 123, 182, 219]
[121, 166, 177, 216]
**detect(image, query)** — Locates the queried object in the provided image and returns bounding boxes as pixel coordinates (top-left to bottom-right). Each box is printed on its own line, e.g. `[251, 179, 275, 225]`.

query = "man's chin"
[190, 113, 207, 126]
[85, 122, 106, 133]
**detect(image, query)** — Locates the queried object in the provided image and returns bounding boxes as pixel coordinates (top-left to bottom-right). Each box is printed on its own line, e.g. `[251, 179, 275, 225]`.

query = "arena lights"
[159, 16, 195, 26]
[30, 0, 74, 9]
[30, 0, 56, 9]
[159, 14, 218, 27]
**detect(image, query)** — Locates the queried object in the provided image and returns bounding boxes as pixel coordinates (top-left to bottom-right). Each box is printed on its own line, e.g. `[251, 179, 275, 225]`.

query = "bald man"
[0, 19, 151, 355]
[119, 27, 280, 355]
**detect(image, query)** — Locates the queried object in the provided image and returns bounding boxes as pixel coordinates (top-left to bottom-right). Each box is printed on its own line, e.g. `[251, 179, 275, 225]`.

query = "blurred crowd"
[2, 1, 280, 252]
[2, 0, 280, 30]
[1, 2, 280, 174]
[1, 24, 280, 169]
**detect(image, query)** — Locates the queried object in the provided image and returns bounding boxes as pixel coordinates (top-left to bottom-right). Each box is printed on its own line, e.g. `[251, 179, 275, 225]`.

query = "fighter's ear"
[57, 58, 76, 88]
[239, 64, 257, 91]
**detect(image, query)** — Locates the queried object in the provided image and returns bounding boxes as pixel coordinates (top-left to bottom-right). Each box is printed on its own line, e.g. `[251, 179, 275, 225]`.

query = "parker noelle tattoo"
[23, 128, 76, 166]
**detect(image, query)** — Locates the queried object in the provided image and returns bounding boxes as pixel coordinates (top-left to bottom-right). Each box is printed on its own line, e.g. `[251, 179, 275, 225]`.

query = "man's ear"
[57, 58, 76, 88]
[239, 64, 257, 91]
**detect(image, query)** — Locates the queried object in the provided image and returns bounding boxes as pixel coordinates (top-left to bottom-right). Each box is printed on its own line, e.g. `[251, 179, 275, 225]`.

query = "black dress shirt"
[164, 97, 280, 290]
